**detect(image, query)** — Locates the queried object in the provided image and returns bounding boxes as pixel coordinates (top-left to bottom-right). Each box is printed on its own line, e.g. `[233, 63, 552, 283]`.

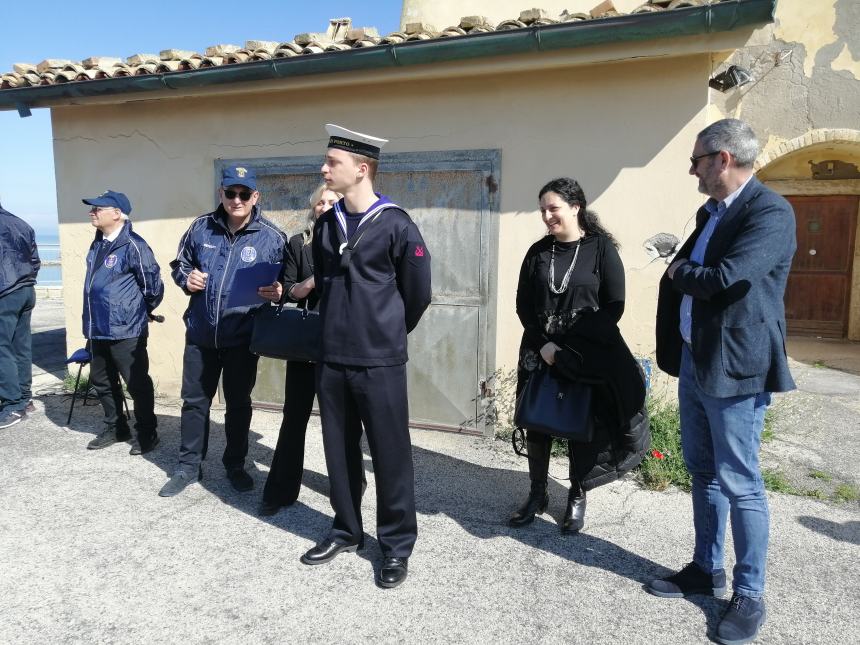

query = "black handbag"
[250, 304, 321, 362]
[514, 365, 594, 442]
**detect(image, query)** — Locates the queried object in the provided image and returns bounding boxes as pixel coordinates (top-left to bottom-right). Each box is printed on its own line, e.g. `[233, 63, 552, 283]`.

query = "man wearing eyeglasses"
[161, 166, 286, 497]
[80, 190, 163, 454]
[650, 119, 796, 645]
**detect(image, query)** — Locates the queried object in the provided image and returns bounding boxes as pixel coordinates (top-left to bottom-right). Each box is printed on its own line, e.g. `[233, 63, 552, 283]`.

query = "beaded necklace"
[548, 240, 581, 294]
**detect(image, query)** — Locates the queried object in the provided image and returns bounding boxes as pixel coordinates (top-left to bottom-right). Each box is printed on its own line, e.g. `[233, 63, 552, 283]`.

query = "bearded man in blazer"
[648, 118, 796, 645]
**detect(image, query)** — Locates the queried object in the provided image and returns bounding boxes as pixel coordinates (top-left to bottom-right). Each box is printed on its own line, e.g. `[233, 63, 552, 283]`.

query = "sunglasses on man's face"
[224, 189, 253, 201]
[689, 150, 721, 170]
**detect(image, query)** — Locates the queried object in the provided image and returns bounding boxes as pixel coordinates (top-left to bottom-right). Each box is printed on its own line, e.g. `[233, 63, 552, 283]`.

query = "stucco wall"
[400, 0, 644, 30]
[711, 0, 860, 156]
[53, 55, 710, 395]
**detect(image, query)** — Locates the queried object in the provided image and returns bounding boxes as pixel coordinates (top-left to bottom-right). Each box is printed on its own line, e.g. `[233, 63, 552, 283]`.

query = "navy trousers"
[0, 286, 35, 413]
[317, 362, 416, 558]
[178, 342, 259, 473]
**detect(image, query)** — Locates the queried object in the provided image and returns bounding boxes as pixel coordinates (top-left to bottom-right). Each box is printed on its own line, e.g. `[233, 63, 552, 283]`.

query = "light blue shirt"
[679, 176, 753, 344]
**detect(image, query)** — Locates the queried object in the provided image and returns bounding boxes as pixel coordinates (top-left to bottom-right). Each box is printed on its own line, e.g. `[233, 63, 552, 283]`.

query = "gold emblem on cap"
[236, 167, 247, 178]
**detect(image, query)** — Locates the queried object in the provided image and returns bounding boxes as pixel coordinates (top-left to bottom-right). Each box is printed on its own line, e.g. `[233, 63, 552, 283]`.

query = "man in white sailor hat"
[300, 124, 432, 588]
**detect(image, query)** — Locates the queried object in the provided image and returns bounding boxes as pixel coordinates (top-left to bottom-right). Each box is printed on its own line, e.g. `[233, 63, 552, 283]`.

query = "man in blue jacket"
[649, 119, 796, 645]
[161, 166, 286, 497]
[301, 125, 431, 589]
[82, 190, 164, 454]
[0, 203, 40, 429]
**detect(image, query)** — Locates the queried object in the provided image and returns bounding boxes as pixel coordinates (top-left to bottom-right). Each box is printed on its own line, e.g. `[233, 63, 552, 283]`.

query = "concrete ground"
[1, 299, 858, 644]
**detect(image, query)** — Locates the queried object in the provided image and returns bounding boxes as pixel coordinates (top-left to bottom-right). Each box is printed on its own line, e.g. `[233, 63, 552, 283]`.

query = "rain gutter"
[0, 0, 776, 115]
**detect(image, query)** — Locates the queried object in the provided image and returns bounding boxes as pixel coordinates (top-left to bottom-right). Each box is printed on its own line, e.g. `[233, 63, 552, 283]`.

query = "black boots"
[509, 436, 587, 533]
[561, 486, 586, 534]
[509, 479, 549, 527]
[509, 435, 551, 527]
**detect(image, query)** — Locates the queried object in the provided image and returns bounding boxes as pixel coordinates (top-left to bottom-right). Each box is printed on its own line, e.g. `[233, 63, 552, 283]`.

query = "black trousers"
[317, 362, 416, 558]
[0, 286, 35, 413]
[178, 342, 258, 473]
[89, 336, 156, 439]
[262, 361, 317, 506]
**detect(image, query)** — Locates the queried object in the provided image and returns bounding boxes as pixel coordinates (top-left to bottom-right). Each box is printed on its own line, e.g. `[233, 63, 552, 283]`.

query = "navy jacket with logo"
[0, 205, 41, 299]
[312, 196, 432, 366]
[83, 220, 164, 340]
[170, 205, 287, 349]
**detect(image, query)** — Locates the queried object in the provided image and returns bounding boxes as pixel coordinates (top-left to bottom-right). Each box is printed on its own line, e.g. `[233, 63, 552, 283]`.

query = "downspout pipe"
[0, 0, 776, 113]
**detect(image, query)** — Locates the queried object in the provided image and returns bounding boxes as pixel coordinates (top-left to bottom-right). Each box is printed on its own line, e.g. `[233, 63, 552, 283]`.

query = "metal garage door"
[216, 149, 499, 434]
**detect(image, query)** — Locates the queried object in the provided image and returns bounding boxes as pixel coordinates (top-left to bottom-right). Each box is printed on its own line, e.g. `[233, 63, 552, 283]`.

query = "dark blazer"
[283, 232, 318, 311]
[656, 176, 796, 397]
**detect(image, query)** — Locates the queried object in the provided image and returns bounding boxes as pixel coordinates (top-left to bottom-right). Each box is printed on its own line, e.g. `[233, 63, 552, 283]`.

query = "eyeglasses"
[224, 189, 253, 201]
[689, 150, 721, 169]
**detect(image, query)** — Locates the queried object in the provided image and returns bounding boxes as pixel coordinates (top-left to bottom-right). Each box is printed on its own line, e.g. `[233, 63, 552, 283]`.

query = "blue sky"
[0, 1, 403, 235]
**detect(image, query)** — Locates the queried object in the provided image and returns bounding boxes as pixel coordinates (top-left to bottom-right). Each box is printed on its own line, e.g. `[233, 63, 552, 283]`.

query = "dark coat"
[312, 197, 431, 366]
[170, 205, 287, 349]
[0, 205, 40, 299]
[656, 176, 796, 397]
[554, 326, 650, 491]
[282, 232, 318, 311]
[516, 233, 649, 491]
[83, 220, 163, 340]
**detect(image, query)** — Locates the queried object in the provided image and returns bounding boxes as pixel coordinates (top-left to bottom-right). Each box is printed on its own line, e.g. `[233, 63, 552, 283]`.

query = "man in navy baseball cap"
[221, 165, 257, 191]
[82, 190, 132, 215]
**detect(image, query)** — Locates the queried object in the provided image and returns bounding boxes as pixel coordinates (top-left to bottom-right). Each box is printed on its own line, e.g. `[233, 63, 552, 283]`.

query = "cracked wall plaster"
[713, 0, 860, 159]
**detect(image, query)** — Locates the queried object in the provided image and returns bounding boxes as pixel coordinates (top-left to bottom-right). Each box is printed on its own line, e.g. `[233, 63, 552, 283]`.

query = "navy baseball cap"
[82, 190, 132, 215]
[221, 165, 257, 190]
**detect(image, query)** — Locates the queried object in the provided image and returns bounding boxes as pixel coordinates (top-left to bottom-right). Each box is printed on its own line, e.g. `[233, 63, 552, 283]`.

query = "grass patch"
[812, 359, 827, 368]
[63, 370, 90, 394]
[833, 483, 859, 503]
[762, 468, 797, 494]
[639, 397, 691, 492]
[808, 469, 832, 482]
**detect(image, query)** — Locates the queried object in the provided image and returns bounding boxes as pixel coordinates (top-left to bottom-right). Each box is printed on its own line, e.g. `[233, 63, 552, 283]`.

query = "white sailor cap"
[325, 123, 388, 160]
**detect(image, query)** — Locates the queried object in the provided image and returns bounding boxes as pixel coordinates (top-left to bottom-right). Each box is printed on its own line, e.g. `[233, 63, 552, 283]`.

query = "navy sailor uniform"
[312, 195, 431, 556]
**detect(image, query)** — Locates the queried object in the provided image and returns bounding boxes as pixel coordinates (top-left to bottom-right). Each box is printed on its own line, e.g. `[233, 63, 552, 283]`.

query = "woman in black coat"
[259, 184, 341, 515]
[511, 177, 649, 533]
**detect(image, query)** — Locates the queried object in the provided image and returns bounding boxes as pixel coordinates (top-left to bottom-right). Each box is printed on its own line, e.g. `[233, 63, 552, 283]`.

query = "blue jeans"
[678, 345, 770, 598]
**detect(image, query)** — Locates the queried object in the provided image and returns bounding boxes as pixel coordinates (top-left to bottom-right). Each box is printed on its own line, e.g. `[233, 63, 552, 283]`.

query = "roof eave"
[0, 0, 777, 113]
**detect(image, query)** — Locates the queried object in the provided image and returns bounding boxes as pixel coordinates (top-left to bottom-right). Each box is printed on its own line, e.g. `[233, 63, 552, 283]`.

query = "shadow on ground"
[41, 391, 726, 632]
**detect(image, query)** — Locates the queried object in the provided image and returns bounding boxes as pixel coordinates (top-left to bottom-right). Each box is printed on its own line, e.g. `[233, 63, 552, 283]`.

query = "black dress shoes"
[258, 498, 294, 517]
[130, 434, 160, 456]
[226, 466, 254, 492]
[300, 539, 361, 565]
[561, 489, 586, 534]
[377, 557, 408, 588]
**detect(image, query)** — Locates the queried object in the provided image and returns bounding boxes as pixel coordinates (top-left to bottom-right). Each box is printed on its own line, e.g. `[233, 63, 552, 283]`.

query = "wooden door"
[784, 195, 859, 337]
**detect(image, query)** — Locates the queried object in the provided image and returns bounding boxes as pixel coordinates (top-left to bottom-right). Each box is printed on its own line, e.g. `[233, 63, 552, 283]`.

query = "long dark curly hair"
[538, 177, 619, 249]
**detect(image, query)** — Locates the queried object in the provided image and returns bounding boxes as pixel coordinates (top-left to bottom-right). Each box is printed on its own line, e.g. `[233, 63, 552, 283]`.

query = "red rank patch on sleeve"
[414, 245, 425, 257]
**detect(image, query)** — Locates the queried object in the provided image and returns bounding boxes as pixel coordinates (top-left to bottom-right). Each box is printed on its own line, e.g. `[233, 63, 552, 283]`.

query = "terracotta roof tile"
[126, 54, 160, 66]
[0, 3, 739, 90]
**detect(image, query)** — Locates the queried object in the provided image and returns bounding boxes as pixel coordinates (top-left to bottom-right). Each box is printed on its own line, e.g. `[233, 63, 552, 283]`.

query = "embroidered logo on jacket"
[104, 254, 118, 269]
[414, 245, 425, 257]
[240, 246, 257, 262]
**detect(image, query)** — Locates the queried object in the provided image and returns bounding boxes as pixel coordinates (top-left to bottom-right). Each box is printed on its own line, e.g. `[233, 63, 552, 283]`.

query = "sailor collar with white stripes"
[333, 195, 400, 266]
[333, 195, 398, 251]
